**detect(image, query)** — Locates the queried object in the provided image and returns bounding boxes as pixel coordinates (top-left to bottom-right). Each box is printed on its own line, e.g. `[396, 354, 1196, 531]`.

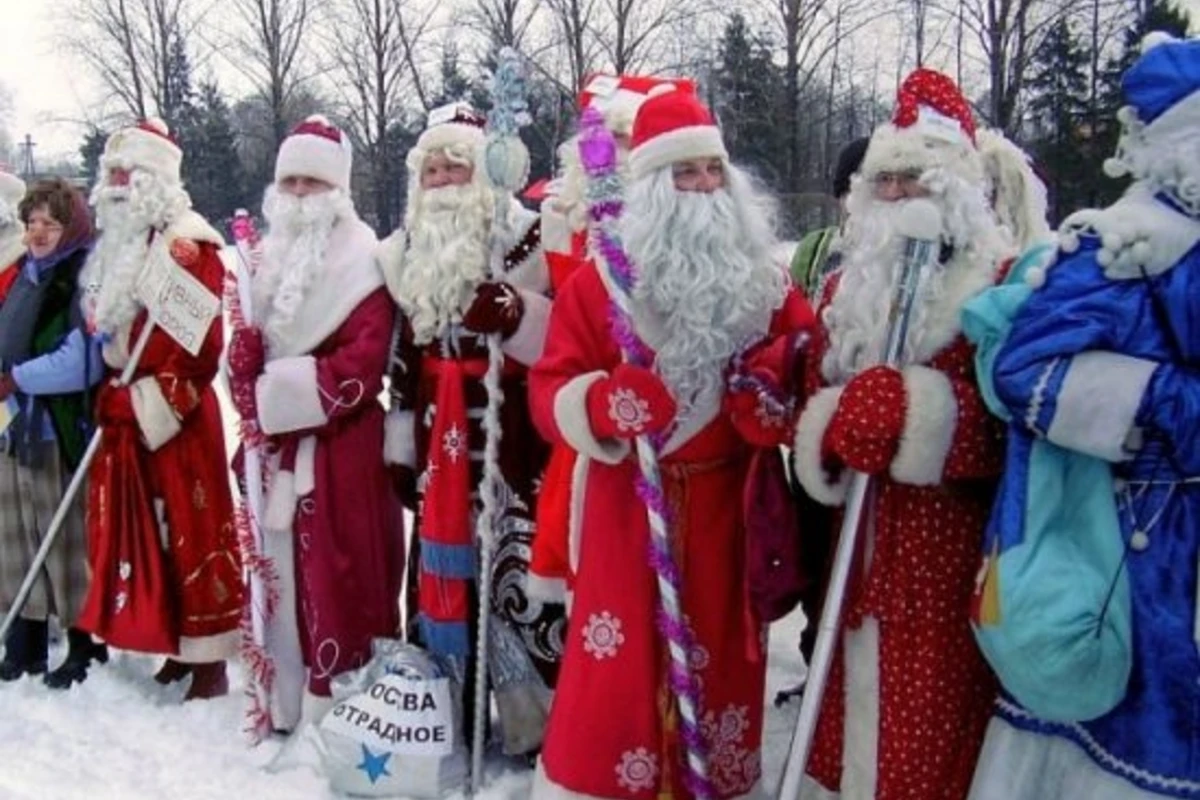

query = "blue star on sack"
[357, 745, 392, 784]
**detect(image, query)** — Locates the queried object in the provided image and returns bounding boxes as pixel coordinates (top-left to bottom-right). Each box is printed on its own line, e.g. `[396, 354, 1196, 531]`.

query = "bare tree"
[593, 0, 706, 75]
[542, 0, 601, 92]
[225, 0, 312, 147]
[466, 0, 540, 51]
[65, 0, 201, 122]
[325, 0, 429, 232]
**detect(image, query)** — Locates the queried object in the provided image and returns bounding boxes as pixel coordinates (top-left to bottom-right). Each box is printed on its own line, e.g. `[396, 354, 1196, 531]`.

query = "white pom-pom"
[894, 197, 943, 242]
[143, 116, 169, 136]
[1097, 248, 1114, 267]
[1024, 266, 1046, 289]
[306, 113, 331, 126]
[1101, 232, 1124, 251]
[1131, 239, 1152, 264]
[1059, 231, 1080, 253]
[1141, 31, 1175, 53]
[647, 83, 675, 99]
[1103, 158, 1128, 179]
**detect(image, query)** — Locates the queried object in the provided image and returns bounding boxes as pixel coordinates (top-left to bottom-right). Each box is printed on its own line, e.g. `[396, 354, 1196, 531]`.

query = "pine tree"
[711, 14, 787, 189]
[1025, 17, 1090, 221]
[79, 128, 108, 190]
[179, 82, 248, 226]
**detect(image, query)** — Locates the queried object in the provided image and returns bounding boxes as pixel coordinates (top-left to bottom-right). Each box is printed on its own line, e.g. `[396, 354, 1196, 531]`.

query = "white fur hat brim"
[102, 126, 183, 186]
[861, 123, 985, 187]
[629, 125, 729, 180]
[0, 172, 26, 207]
[415, 123, 486, 158]
[275, 132, 353, 191]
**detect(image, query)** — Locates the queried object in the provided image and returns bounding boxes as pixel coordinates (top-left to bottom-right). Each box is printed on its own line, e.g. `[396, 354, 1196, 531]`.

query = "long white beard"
[80, 171, 190, 333]
[395, 182, 493, 345]
[821, 169, 1007, 384]
[254, 185, 353, 353]
[622, 166, 787, 411]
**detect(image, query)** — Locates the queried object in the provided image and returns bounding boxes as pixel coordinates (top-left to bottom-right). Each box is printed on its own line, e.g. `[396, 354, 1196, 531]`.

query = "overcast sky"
[3, 0, 1200, 167]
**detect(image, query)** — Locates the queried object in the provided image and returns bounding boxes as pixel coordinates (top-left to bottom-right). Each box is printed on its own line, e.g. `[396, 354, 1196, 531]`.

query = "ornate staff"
[776, 198, 942, 799]
[469, 46, 533, 793]
[226, 211, 281, 742]
[577, 106, 713, 799]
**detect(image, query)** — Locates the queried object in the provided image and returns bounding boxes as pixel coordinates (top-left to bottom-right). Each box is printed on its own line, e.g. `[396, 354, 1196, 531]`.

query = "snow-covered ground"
[0, 610, 805, 799]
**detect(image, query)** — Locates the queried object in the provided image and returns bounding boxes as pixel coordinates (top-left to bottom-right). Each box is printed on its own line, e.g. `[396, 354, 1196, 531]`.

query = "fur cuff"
[890, 365, 958, 486]
[256, 356, 328, 436]
[501, 289, 550, 366]
[525, 573, 567, 604]
[383, 408, 417, 467]
[130, 376, 183, 452]
[793, 386, 850, 506]
[553, 372, 630, 465]
[177, 629, 239, 662]
[1046, 351, 1156, 462]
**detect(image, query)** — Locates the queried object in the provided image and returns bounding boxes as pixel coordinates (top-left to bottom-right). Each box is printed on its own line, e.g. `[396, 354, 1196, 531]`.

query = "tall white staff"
[776, 198, 942, 800]
[469, 47, 532, 794]
[0, 238, 221, 645]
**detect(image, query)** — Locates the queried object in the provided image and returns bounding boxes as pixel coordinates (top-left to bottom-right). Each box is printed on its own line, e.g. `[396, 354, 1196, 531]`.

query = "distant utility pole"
[18, 134, 35, 180]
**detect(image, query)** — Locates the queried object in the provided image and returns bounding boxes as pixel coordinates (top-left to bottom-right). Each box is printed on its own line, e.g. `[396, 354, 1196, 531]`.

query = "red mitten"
[725, 371, 794, 448]
[228, 327, 266, 379]
[462, 282, 524, 338]
[585, 364, 677, 439]
[96, 383, 137, 427]
[823, 365, 907, 474]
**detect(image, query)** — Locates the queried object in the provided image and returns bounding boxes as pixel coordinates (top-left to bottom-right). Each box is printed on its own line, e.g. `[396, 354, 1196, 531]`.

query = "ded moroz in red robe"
[239, 214, 403, 726]
[80, 211, 242, 662]
[528, 262, 812, 799]
[790, 261, 1006, 800]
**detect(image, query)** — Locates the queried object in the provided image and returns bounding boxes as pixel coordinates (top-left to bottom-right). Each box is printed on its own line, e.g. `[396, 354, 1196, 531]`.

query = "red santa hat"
[860, 68, 985, 186]
[578, 74, 697, 136]
[101, 118, 183, 186]
[628, 85, 729, 180]
[275, 114, 354, 191]
[413, 102, 487, 157]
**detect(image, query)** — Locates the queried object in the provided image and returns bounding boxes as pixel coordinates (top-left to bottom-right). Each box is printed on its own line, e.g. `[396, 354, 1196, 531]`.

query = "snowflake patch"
[607, 387, 651, 434]
[582, 611, 625, 660]
[615, 747, 658, 793]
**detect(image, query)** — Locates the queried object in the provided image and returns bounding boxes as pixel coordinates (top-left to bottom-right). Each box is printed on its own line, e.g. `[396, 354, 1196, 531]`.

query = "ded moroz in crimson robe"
[80, 211, 242, 662]
[528, 262, 813, 800]
[239, 214, 402, 726]
[790, 262, 1006, 800]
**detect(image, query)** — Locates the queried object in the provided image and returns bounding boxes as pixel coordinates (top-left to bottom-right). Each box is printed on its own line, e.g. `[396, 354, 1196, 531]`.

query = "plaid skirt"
[0, 442, 89, 623]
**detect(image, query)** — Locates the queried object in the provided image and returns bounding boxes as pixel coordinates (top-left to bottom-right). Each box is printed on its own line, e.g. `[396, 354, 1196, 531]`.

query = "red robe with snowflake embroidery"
[79, 212, 242, 661]
[790, 269, 1005, 800]
[528, 263, 813, 800]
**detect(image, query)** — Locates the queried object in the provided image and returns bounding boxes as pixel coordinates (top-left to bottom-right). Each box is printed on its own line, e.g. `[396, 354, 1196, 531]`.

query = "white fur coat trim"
[793, 386, 851, 506]
[129, 375, 183, 451]
[383, 408, 417, 467]
[1058, 184, 1200, 279]
[890, 365, 958, 486]
[501, 288, 551, 366]
[177, 629, 239, 663]
[256, 355, 328, 436]
[553, 371, 631, 466]
[262, 215, 381, 358]
[168, 209, 225, 247]
[0, 237, 25, 272]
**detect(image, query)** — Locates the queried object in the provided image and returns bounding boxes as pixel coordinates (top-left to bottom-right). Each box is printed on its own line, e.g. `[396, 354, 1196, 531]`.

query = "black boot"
[44, 628, 109, 689]
[0, 617, 49, 681]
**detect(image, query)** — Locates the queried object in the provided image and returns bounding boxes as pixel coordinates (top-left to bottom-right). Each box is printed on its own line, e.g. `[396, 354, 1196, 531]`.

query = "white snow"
[0, 610, 805, 799]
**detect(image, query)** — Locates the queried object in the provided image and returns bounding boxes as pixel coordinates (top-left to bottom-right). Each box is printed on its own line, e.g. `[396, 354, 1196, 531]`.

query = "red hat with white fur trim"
[578, 74, 697, 136]
[413, 102, 487, 158]
[860, 68, 984, 186]
[275, 114, 354, 191]
[101, 118, 183, 186]
[628, 85, 729, 180]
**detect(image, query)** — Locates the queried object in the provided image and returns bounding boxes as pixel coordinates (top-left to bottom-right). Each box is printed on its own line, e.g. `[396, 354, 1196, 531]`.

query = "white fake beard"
[821, 170, 1006, 384]
[621, 165, 787, 412]
[395, 182, 494, 345]
[80, 170, 190, 333]
[254, 185, 353, 353]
